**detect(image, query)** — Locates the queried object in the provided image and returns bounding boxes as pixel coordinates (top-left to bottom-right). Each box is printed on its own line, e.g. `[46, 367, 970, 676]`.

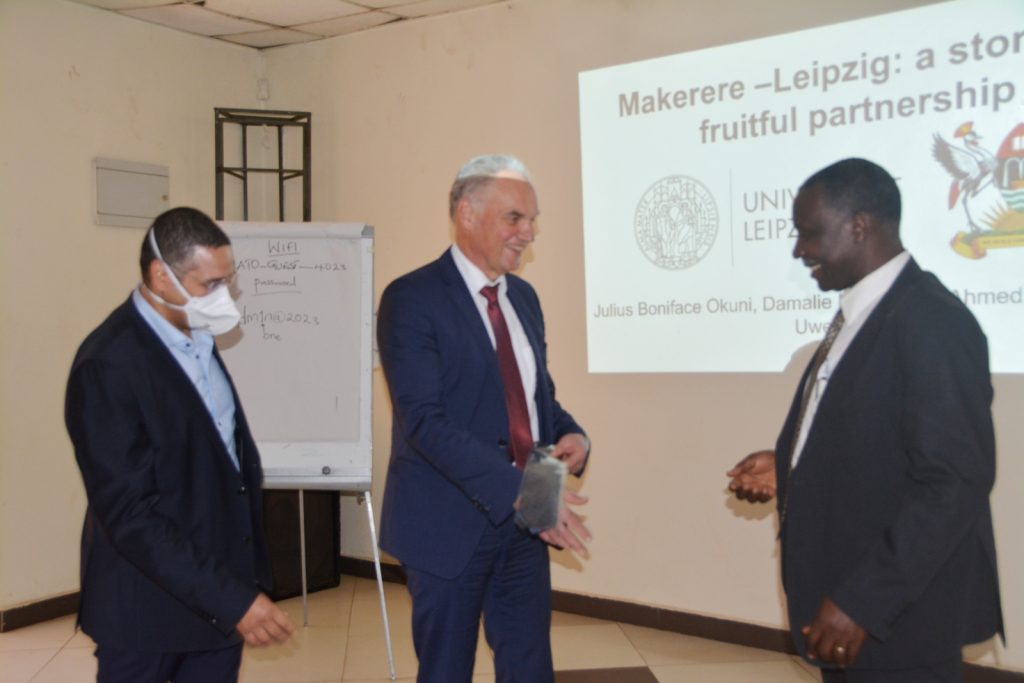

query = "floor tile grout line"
[611, 621, 651, 668]
[617, 620, 806, 666]
[25, 646, 65, 683]
[615, 620, 656, 668]
[0, 644, 68, 653]
[57, 623, 87, 654]
[341, 575, 359, 681]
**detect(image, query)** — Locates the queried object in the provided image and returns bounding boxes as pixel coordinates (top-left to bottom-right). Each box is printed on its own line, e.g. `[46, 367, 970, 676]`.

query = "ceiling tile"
[67, 0, 177, 9]
[204, 0, 365, 27]
[298, 10, 399, 37]
[387, 0, 503, 20]
[349, 0, 425, 8]
[68, 0, 510, 48]
[219, 28, 323, 47]
[120, 4, 270, 36]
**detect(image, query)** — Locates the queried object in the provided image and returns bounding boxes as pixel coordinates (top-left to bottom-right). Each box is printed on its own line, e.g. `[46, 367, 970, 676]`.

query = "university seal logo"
[634, 175, 718, 270]
[932, 121, 1024, 259]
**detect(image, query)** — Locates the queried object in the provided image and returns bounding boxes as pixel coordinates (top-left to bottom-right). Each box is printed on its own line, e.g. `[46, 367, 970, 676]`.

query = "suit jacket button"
[238, 485, 247, 494]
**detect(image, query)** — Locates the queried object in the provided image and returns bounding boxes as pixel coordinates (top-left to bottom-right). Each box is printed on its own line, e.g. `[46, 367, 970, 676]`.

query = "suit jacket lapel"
[506, 280, 543, 384]
[437, 252, 549, 437]
[126, 300, 239, 470]
[816, 259, 922, 409]
[506, 278, 553, 440]
[778, 260, 922, 505]
[438, 250, 499, 364]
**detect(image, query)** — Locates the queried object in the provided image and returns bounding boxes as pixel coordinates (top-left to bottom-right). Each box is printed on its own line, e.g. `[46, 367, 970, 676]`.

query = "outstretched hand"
[727, 450, 777, 503]
[538, 489, 591, 558]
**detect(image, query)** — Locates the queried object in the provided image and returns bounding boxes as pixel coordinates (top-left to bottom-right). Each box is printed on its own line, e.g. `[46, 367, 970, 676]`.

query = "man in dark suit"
[377, 154, 591, 683]
[728, 159, 1003, 682]
[66, 207, 294, 682]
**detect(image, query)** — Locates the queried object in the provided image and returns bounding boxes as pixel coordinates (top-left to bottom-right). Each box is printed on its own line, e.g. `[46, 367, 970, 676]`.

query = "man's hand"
[538, 489, 591, 558]
[236, 593, 296, 647]
[801, 598, 868, 667]
[727, 450, 777, 503]
[550, 432, 589, 475]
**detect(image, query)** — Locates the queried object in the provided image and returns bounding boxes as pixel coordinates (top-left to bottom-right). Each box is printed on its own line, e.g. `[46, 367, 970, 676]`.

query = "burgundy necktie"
[480, 285, 533, 470]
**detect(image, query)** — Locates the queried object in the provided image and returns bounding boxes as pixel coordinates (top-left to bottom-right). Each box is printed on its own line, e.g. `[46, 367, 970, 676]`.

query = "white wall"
[1, 0, 1020, 673]
[0, 0, 262, 606]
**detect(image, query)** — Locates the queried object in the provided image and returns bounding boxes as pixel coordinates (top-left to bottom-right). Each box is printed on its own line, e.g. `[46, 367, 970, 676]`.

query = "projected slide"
[579, 0, 1023, 373]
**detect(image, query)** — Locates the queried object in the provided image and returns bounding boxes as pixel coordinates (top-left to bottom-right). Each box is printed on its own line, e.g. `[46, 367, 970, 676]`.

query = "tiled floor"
[0, 576, 820, 683]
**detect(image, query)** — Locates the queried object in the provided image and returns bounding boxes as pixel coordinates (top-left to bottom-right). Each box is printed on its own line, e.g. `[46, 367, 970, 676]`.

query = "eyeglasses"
[170, 266, 237, 294]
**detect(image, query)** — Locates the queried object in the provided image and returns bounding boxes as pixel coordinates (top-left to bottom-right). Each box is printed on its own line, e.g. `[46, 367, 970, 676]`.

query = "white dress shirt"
[791, 251, 911, 467]
[450, 244, 540, 443]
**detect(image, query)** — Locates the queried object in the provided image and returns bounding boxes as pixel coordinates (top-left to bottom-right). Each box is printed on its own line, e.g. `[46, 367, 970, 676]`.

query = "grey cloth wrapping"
[515, 446, 566, 531]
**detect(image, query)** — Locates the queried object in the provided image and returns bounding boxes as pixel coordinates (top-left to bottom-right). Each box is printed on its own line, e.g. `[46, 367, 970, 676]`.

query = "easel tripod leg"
[362, 490, 396, 680]
[299, 489, 309, 627]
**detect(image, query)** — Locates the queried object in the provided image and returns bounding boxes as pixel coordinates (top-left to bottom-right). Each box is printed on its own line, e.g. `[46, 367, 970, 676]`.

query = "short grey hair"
[449, 154, 533, 219]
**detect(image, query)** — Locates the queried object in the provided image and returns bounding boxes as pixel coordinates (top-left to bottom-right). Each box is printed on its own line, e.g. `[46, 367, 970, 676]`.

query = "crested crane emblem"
[932, 121, 1024, 259]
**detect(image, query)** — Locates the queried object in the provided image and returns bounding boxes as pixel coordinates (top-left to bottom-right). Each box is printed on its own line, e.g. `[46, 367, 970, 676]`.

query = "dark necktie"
[781, 308, 845, 524]
[480, 285, 533, 470]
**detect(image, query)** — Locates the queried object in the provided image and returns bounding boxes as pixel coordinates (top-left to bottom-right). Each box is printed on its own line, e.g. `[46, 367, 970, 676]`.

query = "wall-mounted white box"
[95, 158, 169, 228]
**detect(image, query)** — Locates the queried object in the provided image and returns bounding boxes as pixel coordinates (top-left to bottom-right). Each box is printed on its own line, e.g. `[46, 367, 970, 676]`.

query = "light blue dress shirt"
[132, 287, 240, 470]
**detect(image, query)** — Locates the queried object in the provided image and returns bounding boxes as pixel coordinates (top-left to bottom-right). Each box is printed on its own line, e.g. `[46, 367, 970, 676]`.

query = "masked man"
[66, 207, 293, 682]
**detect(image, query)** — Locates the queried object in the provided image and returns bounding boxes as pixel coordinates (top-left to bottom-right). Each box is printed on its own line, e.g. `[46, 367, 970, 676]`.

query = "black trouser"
[95, 642, 243, 683]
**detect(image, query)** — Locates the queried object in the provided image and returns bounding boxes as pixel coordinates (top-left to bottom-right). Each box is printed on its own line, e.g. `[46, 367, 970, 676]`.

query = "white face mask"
[145, 229, 241, 336]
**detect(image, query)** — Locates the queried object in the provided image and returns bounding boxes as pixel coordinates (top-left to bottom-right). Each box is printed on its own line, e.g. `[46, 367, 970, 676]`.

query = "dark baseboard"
[0, 592, 79, 633]
[550, 589, 796, 655]
[339, 556, 1023, 683]
[965, 664, 1024, 683]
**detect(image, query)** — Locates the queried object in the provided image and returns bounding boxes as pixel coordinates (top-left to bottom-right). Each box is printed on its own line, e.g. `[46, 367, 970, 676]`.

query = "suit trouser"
[404, 517, 553, 683]
[820, 657, 963, 683]
[95, 642, 243, 683]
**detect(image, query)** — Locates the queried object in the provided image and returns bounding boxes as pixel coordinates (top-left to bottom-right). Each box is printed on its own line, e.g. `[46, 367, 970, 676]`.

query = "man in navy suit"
[377, 154, 591, 683]
[66, 207, 294, 682]
[728, 159, 1002, 682]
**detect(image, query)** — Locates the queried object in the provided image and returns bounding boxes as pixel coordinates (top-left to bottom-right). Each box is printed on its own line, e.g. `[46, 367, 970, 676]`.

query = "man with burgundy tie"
[377, 154, 591, 682]
[728, 159, 1002, 682]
